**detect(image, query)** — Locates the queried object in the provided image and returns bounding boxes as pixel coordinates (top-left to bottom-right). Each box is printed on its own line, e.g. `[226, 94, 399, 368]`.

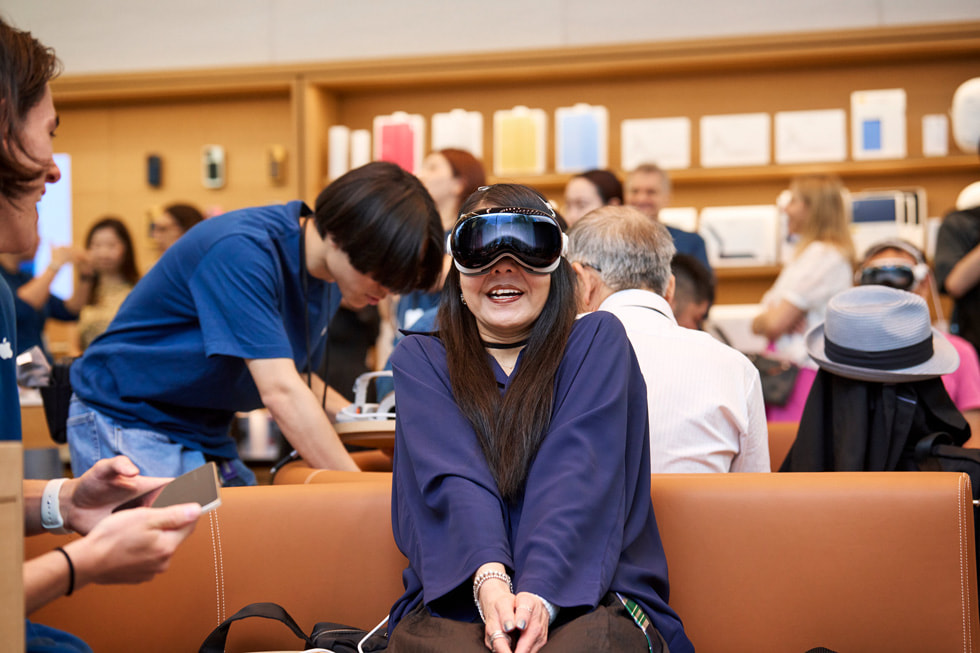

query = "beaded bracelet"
[472, 570, 513, 622]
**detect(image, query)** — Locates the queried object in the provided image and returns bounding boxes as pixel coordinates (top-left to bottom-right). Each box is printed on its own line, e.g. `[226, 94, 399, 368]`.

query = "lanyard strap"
[615, 592, 655, 653]
[624, 304, 671, 320]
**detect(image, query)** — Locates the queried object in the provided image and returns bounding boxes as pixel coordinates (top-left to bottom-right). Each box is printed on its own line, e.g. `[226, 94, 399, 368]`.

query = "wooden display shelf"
[52, 67, 295, 104]
[299, 20, 979, 218]
[489, 156, 980, 192]
[44, 21, 980, 304]
[714, 265, 782, 279]
[714, 266, 781, 305]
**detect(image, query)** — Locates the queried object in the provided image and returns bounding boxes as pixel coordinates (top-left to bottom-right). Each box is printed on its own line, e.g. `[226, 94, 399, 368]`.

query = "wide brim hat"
[806, 285, 959, 383]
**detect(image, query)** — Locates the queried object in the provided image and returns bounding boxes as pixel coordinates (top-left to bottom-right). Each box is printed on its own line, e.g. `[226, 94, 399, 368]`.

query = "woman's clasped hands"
[478, 574, 549, 653]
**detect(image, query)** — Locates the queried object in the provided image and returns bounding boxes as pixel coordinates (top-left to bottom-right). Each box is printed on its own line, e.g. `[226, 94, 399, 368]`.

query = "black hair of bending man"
[670, 253, 716, 330]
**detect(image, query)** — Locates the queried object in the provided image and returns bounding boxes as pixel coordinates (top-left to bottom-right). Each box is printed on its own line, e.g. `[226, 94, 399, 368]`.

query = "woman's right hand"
[48, 245, 74, 271]
[511, 592, 549, 653]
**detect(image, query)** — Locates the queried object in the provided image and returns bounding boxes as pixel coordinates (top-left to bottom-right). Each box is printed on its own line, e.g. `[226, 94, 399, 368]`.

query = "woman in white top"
[752, 174, 855, 421]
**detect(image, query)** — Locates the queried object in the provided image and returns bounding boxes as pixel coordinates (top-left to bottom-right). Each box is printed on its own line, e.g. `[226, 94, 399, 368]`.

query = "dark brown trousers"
[387, 593, 667, 653]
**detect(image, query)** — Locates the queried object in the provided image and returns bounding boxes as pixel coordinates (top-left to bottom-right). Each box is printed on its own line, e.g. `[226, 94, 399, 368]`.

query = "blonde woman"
[751, 174, 855, 421]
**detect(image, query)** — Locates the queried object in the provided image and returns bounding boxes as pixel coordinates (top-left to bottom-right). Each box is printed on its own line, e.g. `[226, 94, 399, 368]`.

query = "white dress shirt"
[599, 289, 770, 473]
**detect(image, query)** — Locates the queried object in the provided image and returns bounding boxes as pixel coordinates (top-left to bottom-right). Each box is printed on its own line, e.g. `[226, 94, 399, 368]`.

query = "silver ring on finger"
[489, 630, 508, 642]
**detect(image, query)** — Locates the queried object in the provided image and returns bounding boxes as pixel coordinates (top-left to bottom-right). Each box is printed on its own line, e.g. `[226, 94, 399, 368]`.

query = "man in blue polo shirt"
[0, 25, 64, 441]
[626, 162, 713, 274]
[67, 161, 443, 484]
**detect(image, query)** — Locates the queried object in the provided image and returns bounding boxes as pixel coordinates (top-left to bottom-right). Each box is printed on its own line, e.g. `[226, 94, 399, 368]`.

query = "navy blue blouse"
[389, 310, 693, 652]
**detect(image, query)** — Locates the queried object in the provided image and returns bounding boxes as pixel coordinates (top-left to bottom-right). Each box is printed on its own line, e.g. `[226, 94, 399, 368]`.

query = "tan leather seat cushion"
[27, 478, 404, 652]
[26, 471, 979, 652]
[652, 472, 978, 653]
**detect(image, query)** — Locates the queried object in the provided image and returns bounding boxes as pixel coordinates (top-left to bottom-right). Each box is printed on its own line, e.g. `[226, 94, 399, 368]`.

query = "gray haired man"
[568, 205, 768, 473]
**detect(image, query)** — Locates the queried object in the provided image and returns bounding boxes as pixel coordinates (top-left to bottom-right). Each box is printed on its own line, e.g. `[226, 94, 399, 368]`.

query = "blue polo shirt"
[71, 201, 340, 458]
[0, 278, 20, 440]
[0, 265, 78, 359]
[666, 225, 712, 274]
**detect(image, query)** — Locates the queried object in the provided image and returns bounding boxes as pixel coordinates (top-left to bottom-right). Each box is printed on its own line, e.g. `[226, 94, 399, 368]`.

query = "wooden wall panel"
[55, 95, 296, 272]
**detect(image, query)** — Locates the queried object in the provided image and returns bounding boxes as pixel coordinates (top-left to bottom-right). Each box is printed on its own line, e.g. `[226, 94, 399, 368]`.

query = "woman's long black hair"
[437, 184, 577, 501]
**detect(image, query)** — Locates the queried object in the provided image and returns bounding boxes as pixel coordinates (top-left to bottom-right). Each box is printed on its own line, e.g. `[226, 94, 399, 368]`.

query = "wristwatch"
[41, 478, 71, 534]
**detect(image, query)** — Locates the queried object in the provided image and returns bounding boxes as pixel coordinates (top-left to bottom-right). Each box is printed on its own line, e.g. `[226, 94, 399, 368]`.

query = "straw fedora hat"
[806, 285, 959, 382]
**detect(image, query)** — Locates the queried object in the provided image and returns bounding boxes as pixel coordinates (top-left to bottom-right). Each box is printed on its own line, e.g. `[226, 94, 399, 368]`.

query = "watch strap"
[41, 477, 71, 534]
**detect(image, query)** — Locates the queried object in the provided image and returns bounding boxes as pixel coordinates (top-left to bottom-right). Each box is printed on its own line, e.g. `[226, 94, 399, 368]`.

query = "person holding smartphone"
[24, 457, 202, 614]
[0, 19, 203, 652]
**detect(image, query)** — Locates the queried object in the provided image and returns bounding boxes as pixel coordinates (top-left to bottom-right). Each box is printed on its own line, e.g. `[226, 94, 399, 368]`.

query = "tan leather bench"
[26, 472, 979, 652]
[26, 479, 404, 652]
[654, 472, 978, 653]
[767, 420, 798, 471]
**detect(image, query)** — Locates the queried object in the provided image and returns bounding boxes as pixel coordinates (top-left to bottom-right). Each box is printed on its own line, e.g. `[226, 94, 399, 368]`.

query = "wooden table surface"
[335, 420, 395, 450]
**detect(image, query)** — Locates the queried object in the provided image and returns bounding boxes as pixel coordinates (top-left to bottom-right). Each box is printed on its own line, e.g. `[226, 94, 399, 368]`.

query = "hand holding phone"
[113, 462, 222, 513]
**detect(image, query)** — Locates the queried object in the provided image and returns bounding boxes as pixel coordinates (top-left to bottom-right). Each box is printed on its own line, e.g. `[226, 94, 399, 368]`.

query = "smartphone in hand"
[113, 462, 222, 513]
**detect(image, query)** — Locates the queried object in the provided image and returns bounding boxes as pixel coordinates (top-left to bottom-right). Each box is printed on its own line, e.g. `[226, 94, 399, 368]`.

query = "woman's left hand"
[510, 592, 549, 653]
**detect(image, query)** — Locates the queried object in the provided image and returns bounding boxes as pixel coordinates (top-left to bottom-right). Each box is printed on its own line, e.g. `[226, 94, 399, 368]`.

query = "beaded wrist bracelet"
[472, 570, 513, 622]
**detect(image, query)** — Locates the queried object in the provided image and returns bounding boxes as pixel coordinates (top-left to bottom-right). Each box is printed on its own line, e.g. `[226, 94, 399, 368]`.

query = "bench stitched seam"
[216, 511, 225, 624]
[209, 511, 225, 626]
[959, 474, 968, 653]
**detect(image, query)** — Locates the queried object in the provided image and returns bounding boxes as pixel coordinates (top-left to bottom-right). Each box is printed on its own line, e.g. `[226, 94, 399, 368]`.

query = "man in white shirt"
[568, 205, 769, 473]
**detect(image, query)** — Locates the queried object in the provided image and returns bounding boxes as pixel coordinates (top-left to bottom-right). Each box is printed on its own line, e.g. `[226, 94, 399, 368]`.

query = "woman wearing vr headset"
[751, 174, 855, 421]
[858, 238, 980, 447]
[386, 184, 692, 653]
